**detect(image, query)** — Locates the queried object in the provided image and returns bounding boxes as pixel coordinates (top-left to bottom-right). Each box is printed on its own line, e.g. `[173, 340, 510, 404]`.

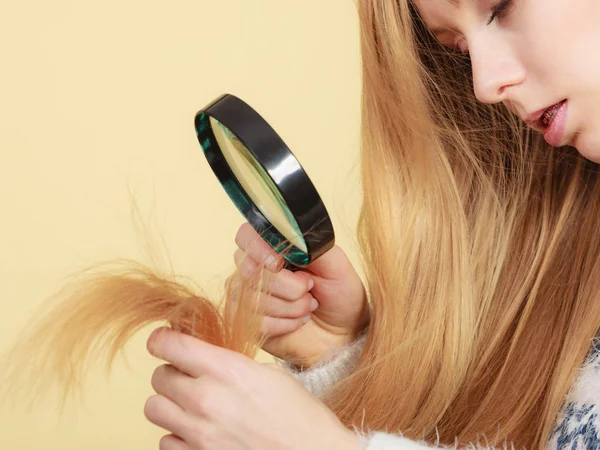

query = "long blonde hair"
[323, 1, 600, 449]
[2, 2, 600, 450]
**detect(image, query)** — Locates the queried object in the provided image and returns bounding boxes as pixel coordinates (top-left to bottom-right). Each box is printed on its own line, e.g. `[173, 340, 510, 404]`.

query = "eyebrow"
[420, 0, 461, 37]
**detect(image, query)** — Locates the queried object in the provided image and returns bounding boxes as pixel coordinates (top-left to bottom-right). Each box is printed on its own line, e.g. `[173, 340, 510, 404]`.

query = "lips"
[540, 100, 567, 128]
[522, 99, 568, 134]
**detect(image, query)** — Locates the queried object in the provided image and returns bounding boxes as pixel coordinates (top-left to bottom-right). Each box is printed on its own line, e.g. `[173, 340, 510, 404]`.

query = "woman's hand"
[144, 327, 360, 450]
[229, 223, 370, 368]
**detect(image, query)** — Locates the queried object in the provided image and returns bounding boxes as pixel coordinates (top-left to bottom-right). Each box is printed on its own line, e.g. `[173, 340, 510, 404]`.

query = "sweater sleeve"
[356, 401, 600, 450]
[356, 433, 461, 450]
[285, 333, 367, 396]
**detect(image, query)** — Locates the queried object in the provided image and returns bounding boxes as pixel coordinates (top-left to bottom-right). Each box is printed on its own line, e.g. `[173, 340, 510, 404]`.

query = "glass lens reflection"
[210, 117, 307, 253]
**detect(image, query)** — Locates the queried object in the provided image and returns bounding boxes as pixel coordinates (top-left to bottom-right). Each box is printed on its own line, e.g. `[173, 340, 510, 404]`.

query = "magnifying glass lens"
[210, 117, 308, 254]
[195, 94, 335, 269]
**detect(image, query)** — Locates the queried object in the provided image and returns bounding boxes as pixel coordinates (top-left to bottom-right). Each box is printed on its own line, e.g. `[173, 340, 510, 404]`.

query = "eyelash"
[439, 0, 515, 53]
[487, 0, 514, 24]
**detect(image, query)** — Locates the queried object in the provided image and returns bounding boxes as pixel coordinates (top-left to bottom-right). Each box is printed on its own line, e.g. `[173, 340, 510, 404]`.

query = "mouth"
[523, 99, 569, 146]
[538, 100, 567, 129]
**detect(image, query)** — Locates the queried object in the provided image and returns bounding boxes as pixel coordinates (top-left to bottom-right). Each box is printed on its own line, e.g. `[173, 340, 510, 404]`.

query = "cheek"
[516, 8, 572, 81]
[515, 0, 599, 85]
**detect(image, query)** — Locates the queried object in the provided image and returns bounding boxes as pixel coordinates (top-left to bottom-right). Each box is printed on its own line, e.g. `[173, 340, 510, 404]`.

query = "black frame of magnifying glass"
[194, 93, 335, 269]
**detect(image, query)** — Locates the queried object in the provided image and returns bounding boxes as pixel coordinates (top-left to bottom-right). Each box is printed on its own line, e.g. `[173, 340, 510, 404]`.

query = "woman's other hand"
[229, 223, 370, 368]
[144, 328, 360, 450]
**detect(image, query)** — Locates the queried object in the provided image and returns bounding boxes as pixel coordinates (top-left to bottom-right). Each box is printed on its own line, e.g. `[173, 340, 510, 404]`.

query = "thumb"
[307, 246, 353, 280]
[290, 270, 315, 291]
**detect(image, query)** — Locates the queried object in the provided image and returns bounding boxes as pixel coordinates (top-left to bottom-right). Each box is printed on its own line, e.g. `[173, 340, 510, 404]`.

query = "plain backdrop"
[0, 0, 363, 448]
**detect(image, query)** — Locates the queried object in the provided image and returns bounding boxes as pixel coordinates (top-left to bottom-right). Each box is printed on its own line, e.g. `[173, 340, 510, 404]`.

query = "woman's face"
[412, 0, 600, 162]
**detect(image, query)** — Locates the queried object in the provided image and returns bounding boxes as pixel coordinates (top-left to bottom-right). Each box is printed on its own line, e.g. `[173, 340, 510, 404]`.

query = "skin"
[144, 327, 360, 450]
[145, 224, 368, 449]
[413, 0, 600, 162]
[230, 223, 369, 368]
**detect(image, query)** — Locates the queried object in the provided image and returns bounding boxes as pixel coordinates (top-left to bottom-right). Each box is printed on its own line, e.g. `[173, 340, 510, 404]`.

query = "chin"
[570, 130, 600, 163]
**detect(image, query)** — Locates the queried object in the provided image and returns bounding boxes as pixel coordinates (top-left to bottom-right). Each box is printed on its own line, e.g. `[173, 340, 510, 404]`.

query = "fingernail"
[310, 297, 318, 312]
[307, 278, 314, 291]
[302, 315, 311, 324]
[148, 327, 167, 349]
[265, 255, 277, 270]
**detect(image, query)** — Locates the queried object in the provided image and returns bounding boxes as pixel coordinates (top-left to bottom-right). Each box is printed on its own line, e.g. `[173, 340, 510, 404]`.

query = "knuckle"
[275, 273, 308, 301]
[189, 421, 218, 448]
[290, 284, 307, 301]
[158, 435, 176, 450]
[150, 364, 167, 392]
[177, 332, 198, 357]
[158, 436, 169, 450]
[235, 222, 256, 251]
[258, 292, 271, 313]
[238, 260, 260, 281]
[192, 382, 218, 413]
[236, 266, 252, 282]
[300, 296, 314, 316]
[284, 292, 311, 316]
[185, 380, 215, 413]
[194, 387, 233, 422]
[262, 317, 289, 337]
[187, 390, 208, 414]
[260, 273, 275, 292]
[229, 362, 252, 385]
[143, 395, 161, 422]
[234, 223, 246, 248]
[261, 317, 274, 336]
[233, 248, 245, 266]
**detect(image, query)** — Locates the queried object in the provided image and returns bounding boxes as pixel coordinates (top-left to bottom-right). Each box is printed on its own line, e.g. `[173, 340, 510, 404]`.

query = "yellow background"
[0, 1, 362, 448]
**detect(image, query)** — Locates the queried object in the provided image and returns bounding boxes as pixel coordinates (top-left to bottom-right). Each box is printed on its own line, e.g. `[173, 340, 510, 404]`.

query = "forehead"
[411, 0, 460, 12]
[411, 0, 478, 31]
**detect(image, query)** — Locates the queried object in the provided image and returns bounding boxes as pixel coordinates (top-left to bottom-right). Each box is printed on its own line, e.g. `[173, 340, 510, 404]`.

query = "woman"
[143, 0, 600, 449]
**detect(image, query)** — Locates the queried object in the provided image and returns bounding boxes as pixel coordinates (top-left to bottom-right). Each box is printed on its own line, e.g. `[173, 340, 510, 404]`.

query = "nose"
[469, 34, 526, 104]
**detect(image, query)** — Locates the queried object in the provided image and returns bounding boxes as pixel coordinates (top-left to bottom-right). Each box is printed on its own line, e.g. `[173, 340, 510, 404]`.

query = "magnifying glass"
[194, 94, 335, 271]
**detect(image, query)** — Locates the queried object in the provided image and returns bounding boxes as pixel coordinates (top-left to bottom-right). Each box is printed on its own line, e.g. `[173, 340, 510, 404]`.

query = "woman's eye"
[488, 0, 514, 24]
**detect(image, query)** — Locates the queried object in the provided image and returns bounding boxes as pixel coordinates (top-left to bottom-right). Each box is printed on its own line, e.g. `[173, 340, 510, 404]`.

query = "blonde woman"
[143, 0, 600, 449]
[5, 0, 597, 449]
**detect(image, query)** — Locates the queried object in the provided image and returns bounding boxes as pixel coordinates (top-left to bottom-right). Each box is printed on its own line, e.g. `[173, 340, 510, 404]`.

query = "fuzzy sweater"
[289, 335, 600, 450]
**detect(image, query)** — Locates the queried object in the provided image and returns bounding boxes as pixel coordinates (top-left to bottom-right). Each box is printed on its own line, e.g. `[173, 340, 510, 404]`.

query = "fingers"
[151, 364, 238, 425]
[145, 395, 211, 450]
[262, 315, 311, 337]
[231, 222, 318, 340]
[300, 245, 350, 279]
[235, 222, 283, 272]
[144, 394, 192, 440]
[258, 291, 317, 319]
[266, 270, 314, 300]
[233, 248, 314, 301]
[151, 364, 199, 411]
[147, 327, 252, 381]
[159, 435, 190, 450]
[233, 248, 262, 280]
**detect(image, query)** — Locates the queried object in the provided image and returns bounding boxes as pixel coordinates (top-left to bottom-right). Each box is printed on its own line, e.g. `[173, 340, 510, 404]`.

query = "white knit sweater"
[289, 335, 600, 450]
